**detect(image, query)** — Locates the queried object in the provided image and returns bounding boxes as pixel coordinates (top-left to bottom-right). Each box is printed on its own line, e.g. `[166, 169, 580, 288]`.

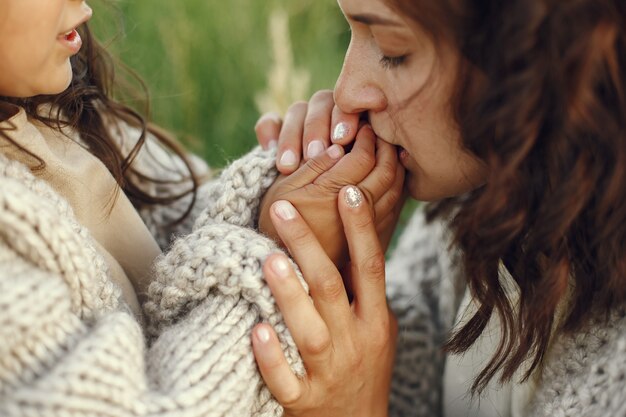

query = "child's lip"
[58, 29, 83, 54]
[58, 5, 93, 37]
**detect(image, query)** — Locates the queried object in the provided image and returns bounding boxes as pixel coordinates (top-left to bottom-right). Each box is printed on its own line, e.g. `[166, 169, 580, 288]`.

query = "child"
[0, 1, 403, 416]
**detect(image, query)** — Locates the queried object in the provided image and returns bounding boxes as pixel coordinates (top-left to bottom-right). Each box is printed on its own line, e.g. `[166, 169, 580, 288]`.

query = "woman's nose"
[334, 47, 387, 115]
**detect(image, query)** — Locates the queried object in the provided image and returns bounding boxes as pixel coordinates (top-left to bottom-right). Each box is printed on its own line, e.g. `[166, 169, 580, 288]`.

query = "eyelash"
[380, 55, 408, 69]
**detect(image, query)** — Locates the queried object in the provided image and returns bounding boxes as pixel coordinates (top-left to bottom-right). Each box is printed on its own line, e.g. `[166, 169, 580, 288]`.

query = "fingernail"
[267, 140, 278, 149]
[307, 140, 325, 158]
[332, 122, 350, 142]
[279, 150, 298, 167]
[327, 144, 343, 159]
[344, 186, 363, 208]
[274, 200, 297, 220]
[256, 326, 271, 343]
[270, 256, 291, 279]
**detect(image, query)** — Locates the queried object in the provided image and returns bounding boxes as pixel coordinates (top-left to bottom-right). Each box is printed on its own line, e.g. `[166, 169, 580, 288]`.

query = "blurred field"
[91, 0, 418, 245]
[91, 0, 348, 167]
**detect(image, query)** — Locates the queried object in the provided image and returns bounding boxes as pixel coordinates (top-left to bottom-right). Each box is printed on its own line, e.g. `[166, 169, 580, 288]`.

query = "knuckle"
[343, 342, 364, 370]
[352, 205, 376, 230]
[378, 159, 397, 187]
[262, 352, 286, 373]
[375, 187, 402, 218]
[387, 191, 403, 212]
[280, 283, 307, 307]
[303, 329, 332, 356]
[314, 271, 345, 301]
[286, 223, 313, 248]
[304, 155, 331, 176]
[386, 182, 403, 202]
[303, 114, 327, 134]
[360, 252, 386, 277]
[356, 149, 376, 171]
[316, 174, 349, 193]
[279, 384, 305, 408]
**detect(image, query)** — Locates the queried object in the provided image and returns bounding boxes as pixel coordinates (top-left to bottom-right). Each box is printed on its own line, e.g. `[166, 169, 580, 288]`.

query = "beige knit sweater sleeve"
[0, 149, 305, 417]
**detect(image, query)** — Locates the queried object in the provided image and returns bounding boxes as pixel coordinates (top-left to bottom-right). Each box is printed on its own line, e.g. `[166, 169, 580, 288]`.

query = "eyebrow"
[347, 13, 403, 27]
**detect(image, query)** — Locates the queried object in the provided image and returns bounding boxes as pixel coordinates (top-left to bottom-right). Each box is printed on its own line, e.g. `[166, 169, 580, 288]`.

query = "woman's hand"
[255, 90, 360, 174]
[252, 186, 398, 417]
[258, 124, 404, 269]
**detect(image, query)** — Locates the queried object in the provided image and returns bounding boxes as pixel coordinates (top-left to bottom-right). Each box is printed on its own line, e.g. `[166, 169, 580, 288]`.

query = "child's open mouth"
[58, 29, 83, 54]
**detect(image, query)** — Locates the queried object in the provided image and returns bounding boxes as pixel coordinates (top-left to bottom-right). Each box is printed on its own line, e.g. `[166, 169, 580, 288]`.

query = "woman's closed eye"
[379, 54, 408, 69]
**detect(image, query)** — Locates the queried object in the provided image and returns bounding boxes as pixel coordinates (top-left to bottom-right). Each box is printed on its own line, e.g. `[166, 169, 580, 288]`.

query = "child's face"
[0, 0, 92, 98]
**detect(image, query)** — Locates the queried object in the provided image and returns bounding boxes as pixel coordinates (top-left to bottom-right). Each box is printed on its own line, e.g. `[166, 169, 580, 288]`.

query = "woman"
[252, 0, 626, 416]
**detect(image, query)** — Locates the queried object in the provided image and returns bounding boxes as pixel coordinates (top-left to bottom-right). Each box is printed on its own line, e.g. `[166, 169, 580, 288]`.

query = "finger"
[255, 112, 282, 150]
[262, 253, 333, 368]
[277, 102, 308, 174]
[278, 144, 344, 190]
[270, 201, 353, 336]
[314, 124, 377, 191]
[252, 323, 305, 406]
[330, 105, 360, 145]
[375, 202, 407, 255]
[359, 138, 401, 204]
[338, 186, 389, 321]
[373, 159, 406, 224]
[374, 175, 408, 255]
[302, 90, 335, 160]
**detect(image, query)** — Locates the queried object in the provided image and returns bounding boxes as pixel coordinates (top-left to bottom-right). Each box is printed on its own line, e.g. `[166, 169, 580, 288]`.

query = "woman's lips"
[369, 123, 411, 167]
[58, 29, 82, 54]
[398, 146, 411, 167]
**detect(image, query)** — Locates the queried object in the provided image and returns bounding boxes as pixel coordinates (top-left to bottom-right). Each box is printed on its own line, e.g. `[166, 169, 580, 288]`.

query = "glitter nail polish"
[345, 186, 363, 208]
[332, 123, 350, 142]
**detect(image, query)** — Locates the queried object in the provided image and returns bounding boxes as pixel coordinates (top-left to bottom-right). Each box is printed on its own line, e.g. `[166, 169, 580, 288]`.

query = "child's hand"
[255, 90, 360, 174]
[258, 124, 404, 270]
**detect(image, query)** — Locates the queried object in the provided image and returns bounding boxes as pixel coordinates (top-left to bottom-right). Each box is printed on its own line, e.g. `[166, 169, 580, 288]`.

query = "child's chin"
[45, 64, 74, 95]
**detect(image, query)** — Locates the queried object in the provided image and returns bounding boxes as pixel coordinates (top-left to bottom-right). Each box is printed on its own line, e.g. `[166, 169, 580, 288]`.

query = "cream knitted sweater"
[0, 139, 306, 416]
[0, 130, 624, 416]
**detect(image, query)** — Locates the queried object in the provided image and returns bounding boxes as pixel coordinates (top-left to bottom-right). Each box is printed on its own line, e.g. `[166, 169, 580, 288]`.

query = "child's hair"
[393, 0, 626, 394]
[0, 23, 199, 223]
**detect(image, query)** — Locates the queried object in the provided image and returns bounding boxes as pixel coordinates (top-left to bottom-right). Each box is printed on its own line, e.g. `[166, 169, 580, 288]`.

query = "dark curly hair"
[393, 0, 626, 393]
[0, 21, 199, 223]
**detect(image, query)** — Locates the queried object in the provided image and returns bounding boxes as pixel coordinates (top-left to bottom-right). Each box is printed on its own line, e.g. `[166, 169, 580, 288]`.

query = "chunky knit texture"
[0, 142, 307, 417]
[1, 125, 625, 416]
[386, 211, 626, 417]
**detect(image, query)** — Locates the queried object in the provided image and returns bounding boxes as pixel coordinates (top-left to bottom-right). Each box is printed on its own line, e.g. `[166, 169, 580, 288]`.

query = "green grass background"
[91, 0, 348, 167]
[91, 0, 418, 245]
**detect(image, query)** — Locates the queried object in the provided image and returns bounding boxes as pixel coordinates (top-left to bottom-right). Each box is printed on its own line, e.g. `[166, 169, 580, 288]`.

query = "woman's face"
[335, 0, 487, 201]
[0, 0, 92, 98]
